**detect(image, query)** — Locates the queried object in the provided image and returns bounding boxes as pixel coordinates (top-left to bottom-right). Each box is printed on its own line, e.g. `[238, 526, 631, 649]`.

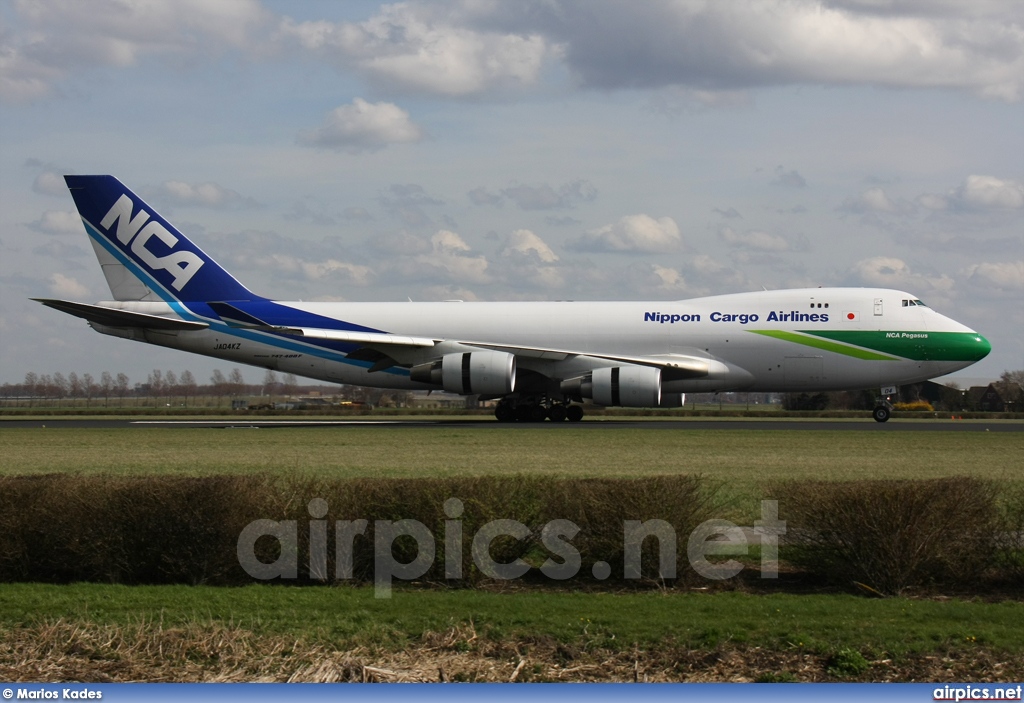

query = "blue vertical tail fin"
[64, 175, 260, 303]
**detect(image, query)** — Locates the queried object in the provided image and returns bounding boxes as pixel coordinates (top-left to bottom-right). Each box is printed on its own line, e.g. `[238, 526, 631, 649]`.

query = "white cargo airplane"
[35, 176, 990, 422]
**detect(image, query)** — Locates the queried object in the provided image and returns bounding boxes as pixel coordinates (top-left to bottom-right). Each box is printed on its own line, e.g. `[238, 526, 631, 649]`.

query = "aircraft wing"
[207, 301, 713, 378]
[32, 299, 210, 331]
[464, 341, 713, 378]
[278, 327, 713, 379]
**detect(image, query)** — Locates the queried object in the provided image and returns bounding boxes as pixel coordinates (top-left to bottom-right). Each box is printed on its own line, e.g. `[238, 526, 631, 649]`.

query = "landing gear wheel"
[515, 405, 534, 422]
[529, 405, 548, 422]
[548, 405, 568, 422]
[495, 404, 515, 422]
[872, 405, 891, 423]
[566, 405, 584, 422]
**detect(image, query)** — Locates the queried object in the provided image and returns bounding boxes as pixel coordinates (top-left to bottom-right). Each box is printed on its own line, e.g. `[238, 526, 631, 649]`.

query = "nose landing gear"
[873, 390, 895, 423]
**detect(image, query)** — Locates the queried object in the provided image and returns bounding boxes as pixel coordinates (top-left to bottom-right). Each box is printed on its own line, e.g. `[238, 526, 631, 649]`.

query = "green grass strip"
[1, 583, 1021, 655]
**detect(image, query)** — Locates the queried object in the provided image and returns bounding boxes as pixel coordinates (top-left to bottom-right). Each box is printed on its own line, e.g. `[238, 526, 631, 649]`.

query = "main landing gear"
[494, 398, 584, 422]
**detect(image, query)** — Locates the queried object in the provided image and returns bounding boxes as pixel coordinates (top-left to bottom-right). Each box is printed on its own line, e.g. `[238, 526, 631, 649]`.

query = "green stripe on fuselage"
[801, 330, 991, 362]
[749, 329, 991, 362]
[749, 330, 899, 360]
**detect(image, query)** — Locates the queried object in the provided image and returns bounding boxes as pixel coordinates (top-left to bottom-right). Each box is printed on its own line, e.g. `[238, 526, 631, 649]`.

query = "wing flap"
[282, 327, 437, 348]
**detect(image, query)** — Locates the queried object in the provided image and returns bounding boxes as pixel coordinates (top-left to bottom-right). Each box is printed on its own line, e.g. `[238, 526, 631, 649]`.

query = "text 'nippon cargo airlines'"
[36, 176, 991, 422]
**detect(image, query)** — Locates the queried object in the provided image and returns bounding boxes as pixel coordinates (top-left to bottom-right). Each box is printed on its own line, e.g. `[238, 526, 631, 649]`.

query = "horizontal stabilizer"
[32, 299, 209, 330]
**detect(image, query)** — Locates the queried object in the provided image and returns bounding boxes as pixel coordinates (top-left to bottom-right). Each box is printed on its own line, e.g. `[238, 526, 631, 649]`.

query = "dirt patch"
[1, 620, 1020, 683]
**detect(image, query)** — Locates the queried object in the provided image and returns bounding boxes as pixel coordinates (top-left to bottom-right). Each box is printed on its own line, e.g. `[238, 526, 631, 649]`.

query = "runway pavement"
[2, 418, 1021, 431]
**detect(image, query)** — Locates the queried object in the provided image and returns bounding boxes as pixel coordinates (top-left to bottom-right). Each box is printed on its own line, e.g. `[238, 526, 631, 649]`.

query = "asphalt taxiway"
[2, 418, 1021, 432]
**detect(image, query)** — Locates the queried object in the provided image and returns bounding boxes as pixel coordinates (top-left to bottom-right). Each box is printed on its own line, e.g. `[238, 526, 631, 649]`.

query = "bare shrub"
[543, 476, 719, 585]
[3, 474, 725, 588]
[995, 485, 1024, 587]
[771, 477, 1000, 595]
[276, 476, 548, 584]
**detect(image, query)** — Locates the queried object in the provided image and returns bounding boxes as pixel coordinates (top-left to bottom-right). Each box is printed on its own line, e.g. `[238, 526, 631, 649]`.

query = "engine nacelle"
[660, 392, 685, 408]
[561, 366, 662, 407]
[410, 351, 516, 395]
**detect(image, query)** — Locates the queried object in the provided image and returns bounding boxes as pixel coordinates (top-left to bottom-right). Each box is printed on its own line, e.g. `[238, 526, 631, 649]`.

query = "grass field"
[1, 583, 1022, 682]
[3, 583, 1023, 653]
[3, 425, 1020, 518]
[1, 423, 1022, 681]
[3, 426, 1021, 482]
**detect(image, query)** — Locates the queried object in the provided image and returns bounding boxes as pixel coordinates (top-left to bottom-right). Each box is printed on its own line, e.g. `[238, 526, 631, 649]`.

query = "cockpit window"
[913, 299, 927, 307]
[902, 299, 928, 307]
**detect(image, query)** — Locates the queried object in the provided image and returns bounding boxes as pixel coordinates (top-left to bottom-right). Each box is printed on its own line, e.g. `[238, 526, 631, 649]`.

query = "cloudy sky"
[2, 0, 1022, 387]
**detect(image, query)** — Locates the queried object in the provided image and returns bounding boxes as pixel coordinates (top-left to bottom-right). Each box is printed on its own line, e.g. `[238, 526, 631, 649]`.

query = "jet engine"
[560, 365, 662, 407]
[410, 350, 516, 395]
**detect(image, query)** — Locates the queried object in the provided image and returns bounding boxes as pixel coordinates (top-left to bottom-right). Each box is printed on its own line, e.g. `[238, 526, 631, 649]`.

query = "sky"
[1, 0, 1022, 387]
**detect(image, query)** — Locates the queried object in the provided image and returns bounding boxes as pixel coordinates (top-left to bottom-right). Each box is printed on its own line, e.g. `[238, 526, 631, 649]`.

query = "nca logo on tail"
[100, 194, 204, 291]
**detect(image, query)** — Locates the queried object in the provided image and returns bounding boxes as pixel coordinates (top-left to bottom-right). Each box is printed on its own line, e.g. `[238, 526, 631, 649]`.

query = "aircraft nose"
[970, 334, 992, 361]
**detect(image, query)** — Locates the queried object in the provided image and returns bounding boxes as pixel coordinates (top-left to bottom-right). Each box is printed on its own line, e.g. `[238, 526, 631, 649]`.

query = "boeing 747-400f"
[35, 175, 991, 422]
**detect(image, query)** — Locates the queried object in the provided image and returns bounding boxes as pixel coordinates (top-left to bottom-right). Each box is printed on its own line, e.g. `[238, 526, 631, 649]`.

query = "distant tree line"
[0, 369, 316, 407]
[4, 367, 1021, 412]
[782, 369, 1023, 412]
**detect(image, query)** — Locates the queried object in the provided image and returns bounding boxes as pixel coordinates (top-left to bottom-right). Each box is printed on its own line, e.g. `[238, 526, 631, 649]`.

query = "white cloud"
[299, 98, 423, 153]
[526, 0, 1024, 101]
[650, 265, 688, 293]
[571, 214, 681, 253]
[279, 4, 552, 97]
[772, 168, 807, 188]
[28, 210, 81, 235]
[952, 175, 1024, 210]
[469, 181, 597, 210]
[32, 171, 67, 196]
[840, 187, 916, 215]
[238, 252, 373, 286]
[718, 227, 791, 252]
[850, 256, 955, 296]
[432, 230, 471, 253]
[300, 258, 374, 285]
[156, 181, 257, 209]
[495, 230, 565, 290]
[2, 0, 271, 103]
[917, 193, 950, 211]
[964, 261, 1024, 291]
[919, 175, 1024, 212]
[388, 230, 490, 285]
[421, 285, 480, 302]
[500, 229, 559, 263]
[47, 272, 89, 298]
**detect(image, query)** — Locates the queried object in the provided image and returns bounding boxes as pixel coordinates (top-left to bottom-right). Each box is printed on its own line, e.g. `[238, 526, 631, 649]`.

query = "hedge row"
[0, 475, 1020, 594]
[0, 475, 718, 587]
[770, 477, 1022, 595]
